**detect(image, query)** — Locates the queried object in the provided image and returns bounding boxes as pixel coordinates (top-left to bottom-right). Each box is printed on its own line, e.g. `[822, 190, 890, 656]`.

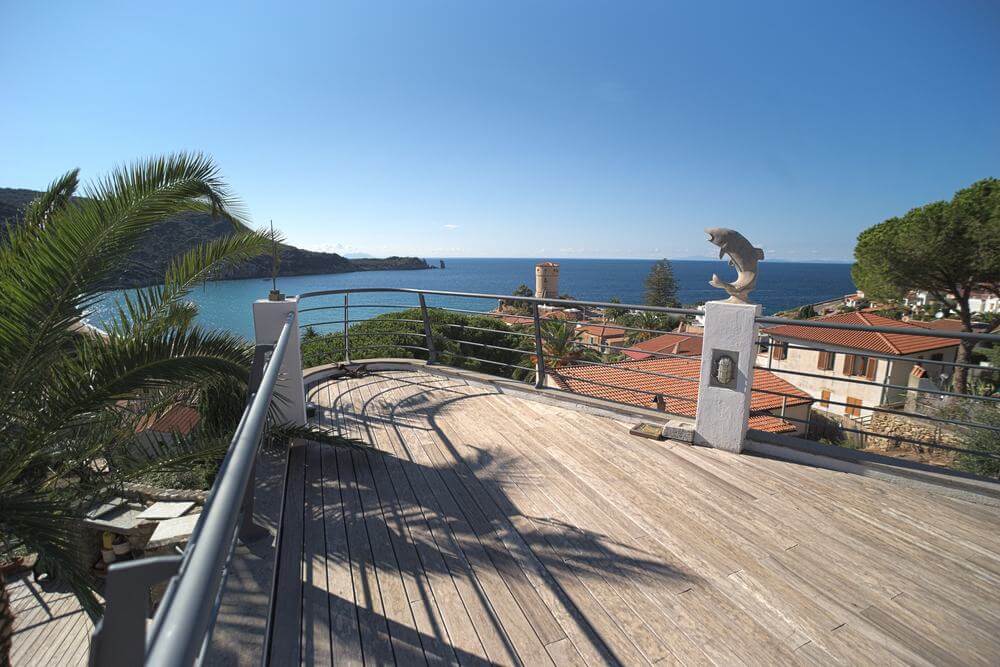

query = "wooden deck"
[272, 369, 1000, 665]
[7, 573, 93, 666]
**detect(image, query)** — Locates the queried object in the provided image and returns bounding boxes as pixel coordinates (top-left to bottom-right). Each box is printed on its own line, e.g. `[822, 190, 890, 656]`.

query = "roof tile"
[764, 312, 960, 355]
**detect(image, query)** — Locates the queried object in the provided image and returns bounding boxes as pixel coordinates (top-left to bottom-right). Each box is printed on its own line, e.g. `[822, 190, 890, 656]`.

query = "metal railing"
[297, 287, 705, 412]
[754, 313, 1000, 463]
[92, 287, 1000, 666]
[91, 314, 295, 667]
[298, 288, 999, 468]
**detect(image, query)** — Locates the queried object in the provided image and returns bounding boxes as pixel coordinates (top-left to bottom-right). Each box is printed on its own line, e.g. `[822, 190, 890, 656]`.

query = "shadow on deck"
[265, 369, 1000, 666]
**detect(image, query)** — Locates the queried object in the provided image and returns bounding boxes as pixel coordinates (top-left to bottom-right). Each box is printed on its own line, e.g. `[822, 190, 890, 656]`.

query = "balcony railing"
[91, 314, 295, 667]
[295, 288, 999, 464]
[90, 287, 1000, 667]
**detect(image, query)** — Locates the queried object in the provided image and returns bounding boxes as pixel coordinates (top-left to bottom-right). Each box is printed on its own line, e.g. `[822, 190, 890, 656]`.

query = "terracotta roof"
[550, 357, 810, 433]
[576, 323, 627, 339]
[912, 318, 966, 332]
[136, 405, 200, 436]
[623, 332, 703, 360]
[543, 310, 581, 321]
[764, 312, 960, 355]
[495, 313, 534, 326]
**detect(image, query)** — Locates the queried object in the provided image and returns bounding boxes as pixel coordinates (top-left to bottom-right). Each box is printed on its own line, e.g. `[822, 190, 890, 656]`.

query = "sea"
[89, 258, 856, 339]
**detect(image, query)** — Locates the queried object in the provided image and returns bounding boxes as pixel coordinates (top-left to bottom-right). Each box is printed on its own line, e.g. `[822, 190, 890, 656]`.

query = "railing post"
[694, 300, 761, 453]
[532, 303, 546, 388]
[419, 293, 437, 363]
[239, 343, 274, 542]
[252, 297, 307, 426]
[343, 294, 351, 364]
[90, 556, 182, 667]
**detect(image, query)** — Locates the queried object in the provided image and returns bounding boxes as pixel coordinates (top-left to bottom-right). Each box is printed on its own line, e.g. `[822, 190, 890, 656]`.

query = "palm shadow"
[277, 370, 699, 665]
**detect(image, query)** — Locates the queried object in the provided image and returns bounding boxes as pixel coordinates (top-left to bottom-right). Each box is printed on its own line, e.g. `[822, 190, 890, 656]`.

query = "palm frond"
[18, 169, 80, 232]
[105, 229, 275, 336]
[0, 153, 246, 420]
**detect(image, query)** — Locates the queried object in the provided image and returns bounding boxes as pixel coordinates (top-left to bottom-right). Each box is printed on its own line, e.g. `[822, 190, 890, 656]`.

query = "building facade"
[762, 312, 959, 421]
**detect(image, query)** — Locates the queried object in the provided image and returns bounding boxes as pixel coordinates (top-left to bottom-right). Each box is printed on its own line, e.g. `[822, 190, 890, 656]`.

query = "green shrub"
[301, 308, 531, 378]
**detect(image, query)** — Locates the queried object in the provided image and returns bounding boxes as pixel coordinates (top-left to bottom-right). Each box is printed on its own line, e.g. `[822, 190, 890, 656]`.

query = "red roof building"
[762, 311, 960, 419]
[763, 311, 959, 355]
[549, 357, 811, 434]
[622, 332, 703, 360]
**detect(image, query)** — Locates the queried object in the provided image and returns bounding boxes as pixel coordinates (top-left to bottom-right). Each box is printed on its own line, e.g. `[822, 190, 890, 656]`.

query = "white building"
[762, 311, 959, 421]
[969, 287, 1000, 314]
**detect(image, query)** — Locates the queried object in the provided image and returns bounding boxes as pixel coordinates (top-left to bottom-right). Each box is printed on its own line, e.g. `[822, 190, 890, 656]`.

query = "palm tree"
[0, 154, 275, 658]
[624, 311, 680, 344]
[537, 320, 599, 368]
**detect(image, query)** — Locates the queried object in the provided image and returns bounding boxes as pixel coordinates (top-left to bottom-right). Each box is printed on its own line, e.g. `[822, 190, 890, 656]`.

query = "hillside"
[0, 187, 429, 289]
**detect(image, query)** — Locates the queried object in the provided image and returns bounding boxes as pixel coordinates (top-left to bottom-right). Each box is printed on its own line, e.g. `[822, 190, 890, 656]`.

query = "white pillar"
[694, 300, 761, 453]
[252, 297, 307, 426]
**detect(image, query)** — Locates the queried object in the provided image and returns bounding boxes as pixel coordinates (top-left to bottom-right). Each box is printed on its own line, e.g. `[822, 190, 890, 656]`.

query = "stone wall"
[807, 409, 959, 467]
[865, 411, 962, 454]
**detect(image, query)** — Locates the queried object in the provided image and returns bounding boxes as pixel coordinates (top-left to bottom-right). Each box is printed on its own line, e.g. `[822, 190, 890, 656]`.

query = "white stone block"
[136, 501, 195, 520]
[694, 300, 761, 453]
[147, 513, 202, 549]
[253, 297, 307, 426]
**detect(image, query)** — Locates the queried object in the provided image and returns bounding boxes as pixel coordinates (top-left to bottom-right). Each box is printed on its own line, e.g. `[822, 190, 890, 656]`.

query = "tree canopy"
[852, 178, 999, 307]
[644, 259, 680, 308]
[852, 177, 1000, 391]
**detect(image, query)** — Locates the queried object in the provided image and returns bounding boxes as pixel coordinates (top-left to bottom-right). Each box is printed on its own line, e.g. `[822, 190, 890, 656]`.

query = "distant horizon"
[368, 254, 855, 265]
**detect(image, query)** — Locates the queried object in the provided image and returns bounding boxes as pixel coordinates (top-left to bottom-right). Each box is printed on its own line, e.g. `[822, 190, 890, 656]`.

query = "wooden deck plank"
[336, 424, 396, 666]
[352, 374, 479, 665]
[8, 575, 93, 667]
[441, 393, 724, 664]
[315, 380, 366, 666]
[376, 379, 555, 666]
[359, 377, 510, 665]
[468, 398, 764, 666]
[268, 443, 305, 665]
[301, 442, 333, 665]
[350, 443, 427, 665]
[288, 371, 1000, 666]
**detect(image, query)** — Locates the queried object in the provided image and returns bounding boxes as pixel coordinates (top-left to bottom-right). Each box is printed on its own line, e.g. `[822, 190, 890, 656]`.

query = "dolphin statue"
[705, 228, 764, 304]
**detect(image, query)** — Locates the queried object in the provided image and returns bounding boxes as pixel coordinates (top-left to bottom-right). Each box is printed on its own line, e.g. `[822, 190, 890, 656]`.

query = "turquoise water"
[89, 258, 855, 339]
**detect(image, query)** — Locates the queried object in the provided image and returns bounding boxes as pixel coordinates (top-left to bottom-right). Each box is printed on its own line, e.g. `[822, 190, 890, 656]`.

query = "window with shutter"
[842, 354, 855, 375]
[817, 351, 828, 369]
[865, 358, 878, 380]
[820, 389, 830, 408]
[844, 396, 862, 417]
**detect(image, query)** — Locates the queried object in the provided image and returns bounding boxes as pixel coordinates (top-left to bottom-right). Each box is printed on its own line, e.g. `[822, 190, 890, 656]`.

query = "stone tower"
[535, 262, 560, 299]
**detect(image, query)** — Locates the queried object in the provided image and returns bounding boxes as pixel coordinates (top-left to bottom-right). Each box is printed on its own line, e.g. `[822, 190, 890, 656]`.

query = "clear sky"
[2, 1, 998, 261]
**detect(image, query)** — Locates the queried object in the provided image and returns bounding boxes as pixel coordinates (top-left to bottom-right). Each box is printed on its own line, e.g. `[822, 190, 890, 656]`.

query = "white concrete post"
[694, 300, 761, 453]
[252, 296, 307, 426]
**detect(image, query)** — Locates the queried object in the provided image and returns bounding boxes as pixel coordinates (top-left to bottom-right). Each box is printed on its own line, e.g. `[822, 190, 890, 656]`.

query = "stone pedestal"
[252, 297, 307, 426]
[694, 300, 761, 453]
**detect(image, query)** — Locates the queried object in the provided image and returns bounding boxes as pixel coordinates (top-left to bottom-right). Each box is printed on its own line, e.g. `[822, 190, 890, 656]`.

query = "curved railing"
[295, 287, 1000, 467]
[91, 286, 1000, 666]
[91, 314, 295, 667]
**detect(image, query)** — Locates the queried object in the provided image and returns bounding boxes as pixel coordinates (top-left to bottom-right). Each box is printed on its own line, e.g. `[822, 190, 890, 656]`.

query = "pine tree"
[644, 259, 680, 308]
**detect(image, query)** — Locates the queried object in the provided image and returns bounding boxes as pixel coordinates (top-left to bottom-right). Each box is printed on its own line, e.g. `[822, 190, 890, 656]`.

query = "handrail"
[297, 286, 703, 317]
[141, 313, 294, 666]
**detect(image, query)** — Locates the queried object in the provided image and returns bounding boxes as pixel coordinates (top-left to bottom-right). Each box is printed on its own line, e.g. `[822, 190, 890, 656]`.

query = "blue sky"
[2, 1, 998, 261]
